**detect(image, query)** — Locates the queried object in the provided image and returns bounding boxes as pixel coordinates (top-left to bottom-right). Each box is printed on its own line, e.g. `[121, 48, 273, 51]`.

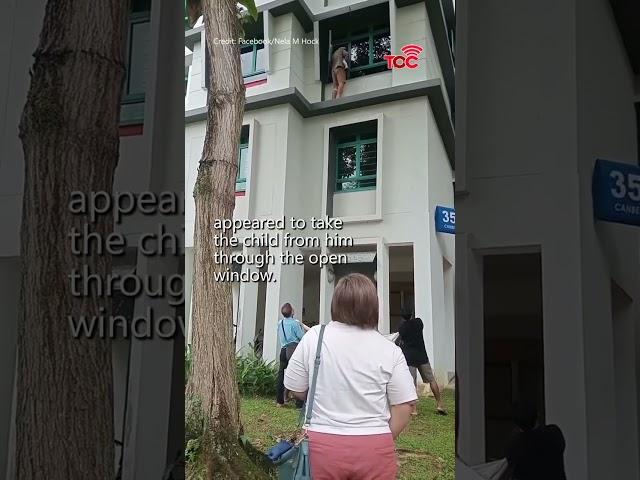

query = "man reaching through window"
[331, 46, 349, 99]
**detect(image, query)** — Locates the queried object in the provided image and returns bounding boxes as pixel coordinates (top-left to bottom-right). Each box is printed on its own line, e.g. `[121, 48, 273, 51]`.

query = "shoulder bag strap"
[280, 320, 288, 345]
[303, 324, 326, 426]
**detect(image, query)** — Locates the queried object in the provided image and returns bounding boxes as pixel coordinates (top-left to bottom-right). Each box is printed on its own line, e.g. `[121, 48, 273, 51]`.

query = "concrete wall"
[576, 0, 639, 476]
[427, 104, 455, 383]
[456, 0, 639, 477]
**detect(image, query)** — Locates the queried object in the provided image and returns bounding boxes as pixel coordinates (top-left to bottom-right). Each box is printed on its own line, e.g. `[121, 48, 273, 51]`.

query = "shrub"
[186, 344, 278, 397]
[236, 349, 278, 397]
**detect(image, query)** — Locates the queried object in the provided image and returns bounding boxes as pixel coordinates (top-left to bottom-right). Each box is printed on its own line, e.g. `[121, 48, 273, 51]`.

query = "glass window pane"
[360, 143, 377, 177]
[339, 180, 359, 191]
[359, 177, 377, 188]
[127, 20, 151, 97]
[240, 47, 254, 76]
[337, 134, 356, 144]
[238, 146, 249, 182]
[360, 131, 376, 141]
[350, 38, 370, 68]
[255, 45, 265, 73]
[372, 33, 391, 63]
[337, 146, 357, 179]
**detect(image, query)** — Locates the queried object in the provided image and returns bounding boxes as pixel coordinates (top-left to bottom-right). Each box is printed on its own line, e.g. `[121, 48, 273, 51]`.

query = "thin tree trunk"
[17, 2, 128, 478]
[187, 0, 256, 478]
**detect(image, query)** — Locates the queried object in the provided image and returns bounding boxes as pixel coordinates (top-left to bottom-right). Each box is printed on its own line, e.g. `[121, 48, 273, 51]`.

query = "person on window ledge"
[331, 46, 349, 99]
[276, 303, 309, 408]
[505, 401, 567, 480]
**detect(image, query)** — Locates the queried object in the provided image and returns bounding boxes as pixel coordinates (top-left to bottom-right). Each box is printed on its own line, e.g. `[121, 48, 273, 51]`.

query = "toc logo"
[384, 44, 423, 69]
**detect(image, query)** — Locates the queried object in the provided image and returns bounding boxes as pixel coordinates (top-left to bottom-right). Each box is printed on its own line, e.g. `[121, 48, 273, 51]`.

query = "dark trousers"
[276, 344, 303, 408]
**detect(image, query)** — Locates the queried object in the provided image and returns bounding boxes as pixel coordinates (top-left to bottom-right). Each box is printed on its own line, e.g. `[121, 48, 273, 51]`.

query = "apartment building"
[184, 0, 457, 385]
[455, 0, 640, 478]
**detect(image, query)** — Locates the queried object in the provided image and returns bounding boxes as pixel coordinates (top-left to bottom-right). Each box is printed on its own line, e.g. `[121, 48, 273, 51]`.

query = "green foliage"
[187, 345, 277, 396]
[238, 0, 259, 21]
[236, 349, 278, 397]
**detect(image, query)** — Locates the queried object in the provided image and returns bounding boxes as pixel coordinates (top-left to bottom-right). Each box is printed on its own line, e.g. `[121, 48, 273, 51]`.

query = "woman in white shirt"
[284, 273, 417, 479]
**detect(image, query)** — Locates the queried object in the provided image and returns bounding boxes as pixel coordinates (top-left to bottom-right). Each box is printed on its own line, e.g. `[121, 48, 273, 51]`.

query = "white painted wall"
[393, 1, 445, 88]
[456, 0, 639, 476]
[427, 103, 455, 383]
[333, 189, 377, 217]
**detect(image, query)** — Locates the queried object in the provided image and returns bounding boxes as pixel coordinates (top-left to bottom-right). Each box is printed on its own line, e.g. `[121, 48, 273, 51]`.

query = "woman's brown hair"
[331, 273, 378, 329]
[281, 303, 293, 318]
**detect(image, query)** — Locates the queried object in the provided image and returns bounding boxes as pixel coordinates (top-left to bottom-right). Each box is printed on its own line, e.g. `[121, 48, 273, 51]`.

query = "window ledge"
[244, 72, 267, 85]
[334, 187, 377, 194]
[337, 214, 382, 224]
[185, 26, 204, 50]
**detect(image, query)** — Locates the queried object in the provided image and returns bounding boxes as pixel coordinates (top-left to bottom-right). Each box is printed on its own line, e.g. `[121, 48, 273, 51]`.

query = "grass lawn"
[240, 389, 455, 479]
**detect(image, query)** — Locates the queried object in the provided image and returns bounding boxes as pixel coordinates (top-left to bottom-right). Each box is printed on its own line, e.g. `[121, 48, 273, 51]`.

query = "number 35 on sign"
[593, 159, 640, 226]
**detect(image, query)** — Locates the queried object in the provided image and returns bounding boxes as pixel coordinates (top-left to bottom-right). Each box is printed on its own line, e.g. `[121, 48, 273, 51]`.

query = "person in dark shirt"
[506, 400, 567, 480]
[397, 308, 447, 415]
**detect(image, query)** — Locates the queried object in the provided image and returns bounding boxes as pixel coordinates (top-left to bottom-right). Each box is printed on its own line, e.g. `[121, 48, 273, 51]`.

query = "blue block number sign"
[593, 159, 640, 227]
[435, 206, 455, 234]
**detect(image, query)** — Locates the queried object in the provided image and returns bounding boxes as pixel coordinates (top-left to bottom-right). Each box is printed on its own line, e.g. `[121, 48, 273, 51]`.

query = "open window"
[236, 125, 250, 193]
[320, 3, 390, 82]
[335, 123, 378, 192]
[240, 14, 265, 79]
[121, 0, 151, 125]
[325, 118, 381, 221]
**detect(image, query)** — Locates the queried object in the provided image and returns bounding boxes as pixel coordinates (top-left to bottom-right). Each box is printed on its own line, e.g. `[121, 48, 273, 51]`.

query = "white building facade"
[185, 0, 456, 385]
[455, 0, 640, 478]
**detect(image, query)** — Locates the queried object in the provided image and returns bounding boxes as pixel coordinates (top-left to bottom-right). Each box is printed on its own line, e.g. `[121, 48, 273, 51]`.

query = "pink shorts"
[308, 431, 397, 479]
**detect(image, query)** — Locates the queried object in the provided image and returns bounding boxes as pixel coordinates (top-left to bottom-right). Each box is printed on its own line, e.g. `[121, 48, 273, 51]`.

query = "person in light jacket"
[276, 303, 309, 407]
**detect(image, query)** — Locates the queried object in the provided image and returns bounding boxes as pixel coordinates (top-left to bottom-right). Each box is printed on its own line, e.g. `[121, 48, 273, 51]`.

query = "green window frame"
[121, 7, 151, 125]
[240, 43, 265, 78]
[335, 133, 377, 192]
[237, 142, 249, 192]
[333, 25, 390, 75]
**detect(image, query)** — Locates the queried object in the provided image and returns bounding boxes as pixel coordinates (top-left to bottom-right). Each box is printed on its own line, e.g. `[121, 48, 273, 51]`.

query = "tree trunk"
[17, 2, 128, 478]
[188, 1, 267, 479]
